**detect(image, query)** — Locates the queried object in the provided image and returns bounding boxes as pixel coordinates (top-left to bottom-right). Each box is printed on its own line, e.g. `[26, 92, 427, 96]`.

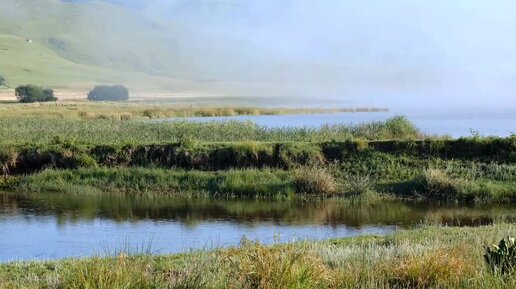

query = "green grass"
[2, 224, 516, 288]
[0, 34, 173, 89]
[6, 161, 515, 203]
[0, 115, 421, 145]
[0, 0, 190, 89]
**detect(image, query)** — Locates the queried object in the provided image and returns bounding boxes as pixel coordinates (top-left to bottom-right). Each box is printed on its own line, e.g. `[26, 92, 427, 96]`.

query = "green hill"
[0, 0, 191, 89]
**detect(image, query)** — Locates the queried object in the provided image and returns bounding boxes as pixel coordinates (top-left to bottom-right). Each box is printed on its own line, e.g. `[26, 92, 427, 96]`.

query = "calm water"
[157, 108, 516, 138]
[2, 192, 515, 262]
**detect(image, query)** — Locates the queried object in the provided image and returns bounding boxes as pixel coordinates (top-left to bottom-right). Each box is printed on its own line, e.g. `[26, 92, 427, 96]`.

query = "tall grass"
[0, 115, 421, 145]
[0, 101, 388, 119]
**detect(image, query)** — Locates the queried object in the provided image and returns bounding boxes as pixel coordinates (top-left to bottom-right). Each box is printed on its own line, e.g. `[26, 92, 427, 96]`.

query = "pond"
[154, 108, 516, 138]
[2, 191, 515, 262]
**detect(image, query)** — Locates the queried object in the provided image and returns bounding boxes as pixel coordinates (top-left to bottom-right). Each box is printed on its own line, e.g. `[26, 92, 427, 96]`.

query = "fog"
[2, 0, 516, 109]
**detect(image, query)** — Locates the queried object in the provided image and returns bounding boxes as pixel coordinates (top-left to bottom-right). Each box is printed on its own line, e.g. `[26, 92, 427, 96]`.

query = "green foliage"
[87, 85, 129, 101]
[15, 84, 57, 103]
[484, 237, 516, 276]
[342, 170, 377, 197]
[384, 115, 419, 139]
[0, 116, 426, 145]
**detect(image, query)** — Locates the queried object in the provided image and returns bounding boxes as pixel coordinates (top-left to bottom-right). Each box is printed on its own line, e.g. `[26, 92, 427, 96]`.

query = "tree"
[15, 85, 57, 103]
[0, 76, 6, 87]
[87, 85, 129, 101]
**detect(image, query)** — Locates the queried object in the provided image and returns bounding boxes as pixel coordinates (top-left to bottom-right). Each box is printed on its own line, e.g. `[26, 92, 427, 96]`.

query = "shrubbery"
[87, 85, 129, 101]
[15, 85, 57, 103]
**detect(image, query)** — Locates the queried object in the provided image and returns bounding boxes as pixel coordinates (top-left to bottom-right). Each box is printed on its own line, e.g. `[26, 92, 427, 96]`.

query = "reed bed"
[0, 101, 388, 119]
[0, 115, 419, 145]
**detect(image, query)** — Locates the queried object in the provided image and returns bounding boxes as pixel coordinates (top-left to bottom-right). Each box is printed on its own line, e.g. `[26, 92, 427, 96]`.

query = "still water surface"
[1, 192, 515, 262]
[157, 108, 516, 138]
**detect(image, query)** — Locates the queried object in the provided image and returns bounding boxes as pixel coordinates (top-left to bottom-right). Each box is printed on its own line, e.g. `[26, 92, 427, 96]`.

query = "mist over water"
[1, 0, 516, 109]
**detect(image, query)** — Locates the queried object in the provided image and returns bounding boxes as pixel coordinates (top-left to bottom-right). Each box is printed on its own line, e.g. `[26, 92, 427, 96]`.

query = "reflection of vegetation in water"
[2, 192, 515, 228]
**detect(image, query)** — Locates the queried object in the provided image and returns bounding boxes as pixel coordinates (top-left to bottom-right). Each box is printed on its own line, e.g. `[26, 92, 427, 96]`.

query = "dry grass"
[293, 166, 338, 195]
[387, 247, 474, 288]
[224, 241, 336, 289]
[420, 168, 461, 200]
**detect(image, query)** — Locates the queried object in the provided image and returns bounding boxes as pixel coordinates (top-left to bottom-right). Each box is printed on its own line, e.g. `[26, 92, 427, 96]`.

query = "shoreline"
[1, 224, 515, 288]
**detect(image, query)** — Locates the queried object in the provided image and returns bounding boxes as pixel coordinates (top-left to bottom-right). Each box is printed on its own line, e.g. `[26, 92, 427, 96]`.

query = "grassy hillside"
[0, 0, 193, 89]
[0, 34, 168, 89]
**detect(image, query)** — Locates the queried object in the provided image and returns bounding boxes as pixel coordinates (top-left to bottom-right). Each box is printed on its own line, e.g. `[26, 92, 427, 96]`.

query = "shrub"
[343, 170, 376, 196]
[484, 237, 516, 276]
[15, 85, 57, 103]
[87, 85, 129, 101]
[0, 75, 6, 87]
[293, 165, 338, 195]
[384, 115, 420, 139]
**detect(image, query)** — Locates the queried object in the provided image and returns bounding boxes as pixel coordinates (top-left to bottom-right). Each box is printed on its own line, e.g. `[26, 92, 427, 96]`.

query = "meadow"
[2, 224, 516, 288]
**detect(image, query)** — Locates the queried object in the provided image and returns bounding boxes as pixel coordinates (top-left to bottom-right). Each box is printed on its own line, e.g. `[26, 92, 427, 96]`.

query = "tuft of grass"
[420, 168, 461, 200]
[387, 247, 474, 288]
[293, 165, 338, 195]
[224, 240, 336, 289]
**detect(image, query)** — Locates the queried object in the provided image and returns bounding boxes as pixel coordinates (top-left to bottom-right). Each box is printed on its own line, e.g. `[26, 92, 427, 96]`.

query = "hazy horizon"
[1, 0, 516, 109]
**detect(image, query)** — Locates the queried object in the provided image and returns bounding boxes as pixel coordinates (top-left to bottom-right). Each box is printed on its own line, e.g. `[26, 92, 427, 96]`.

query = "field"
[1, 224, 516, 288]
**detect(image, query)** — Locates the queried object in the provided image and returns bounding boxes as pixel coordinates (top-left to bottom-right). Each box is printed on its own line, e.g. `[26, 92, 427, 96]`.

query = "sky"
[139, 0, 516, 108]
[10, 0, 516, 108]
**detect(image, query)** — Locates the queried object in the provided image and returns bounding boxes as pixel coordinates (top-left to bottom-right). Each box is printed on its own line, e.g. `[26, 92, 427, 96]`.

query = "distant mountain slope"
[0, 0, 287, 92]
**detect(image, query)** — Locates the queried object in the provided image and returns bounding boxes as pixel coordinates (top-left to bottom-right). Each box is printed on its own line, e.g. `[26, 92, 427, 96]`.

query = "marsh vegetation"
[0, 102, 514, 288]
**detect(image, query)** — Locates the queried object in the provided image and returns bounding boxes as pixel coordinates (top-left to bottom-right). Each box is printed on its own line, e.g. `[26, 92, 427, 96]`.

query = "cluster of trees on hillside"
[11, 83, 130, 103]
[87, 85, 129, 101]
[15, 85, 57, 103]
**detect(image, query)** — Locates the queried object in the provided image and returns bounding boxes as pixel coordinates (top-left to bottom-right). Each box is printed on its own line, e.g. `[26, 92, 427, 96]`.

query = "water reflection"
[2, 191, 516, 261]
[2, 192, 514, 228]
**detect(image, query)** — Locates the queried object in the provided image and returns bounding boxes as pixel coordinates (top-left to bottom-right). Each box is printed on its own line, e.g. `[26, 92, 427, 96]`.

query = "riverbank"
[1, 224, 515, 288]
[1, 135, 514, 203]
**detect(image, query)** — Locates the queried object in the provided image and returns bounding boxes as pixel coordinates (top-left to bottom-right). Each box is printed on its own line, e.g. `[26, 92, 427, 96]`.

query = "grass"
[5, 158, 514, 202]
[2, 224, 516, 288]
[0, 115, 420, 145]
[0, 101, 388, 119]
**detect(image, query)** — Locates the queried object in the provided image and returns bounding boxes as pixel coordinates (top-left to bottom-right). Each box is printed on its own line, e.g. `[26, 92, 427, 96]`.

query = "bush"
[484, 237, 516, 276]
[15, 85, 57, 103]
[87, 85, 129, 101]
[343, 170, 376, 196]
[0, 75, 6, 87]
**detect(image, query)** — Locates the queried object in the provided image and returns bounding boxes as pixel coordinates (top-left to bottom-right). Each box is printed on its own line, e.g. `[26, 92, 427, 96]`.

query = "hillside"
[0, 0, 289, 92]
